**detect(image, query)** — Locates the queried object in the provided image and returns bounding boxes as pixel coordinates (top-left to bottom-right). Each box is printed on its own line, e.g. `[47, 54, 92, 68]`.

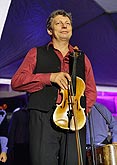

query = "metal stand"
[87, 112, 97, 165]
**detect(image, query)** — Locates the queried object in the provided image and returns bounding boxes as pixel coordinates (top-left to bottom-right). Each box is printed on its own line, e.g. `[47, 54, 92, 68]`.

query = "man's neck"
[53, 40, 69, 56]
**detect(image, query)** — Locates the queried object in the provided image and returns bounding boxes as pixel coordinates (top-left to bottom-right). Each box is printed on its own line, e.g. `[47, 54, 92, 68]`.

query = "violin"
[53, 76, 86, 131]
[53, 50, 86, 131]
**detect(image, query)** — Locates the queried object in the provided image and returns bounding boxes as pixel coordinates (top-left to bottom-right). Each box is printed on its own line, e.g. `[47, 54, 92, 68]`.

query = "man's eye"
[66, 22, 70, 25]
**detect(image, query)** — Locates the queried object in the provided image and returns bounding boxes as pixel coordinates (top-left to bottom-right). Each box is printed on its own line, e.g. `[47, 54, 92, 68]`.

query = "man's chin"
[59, 36, 70, 41]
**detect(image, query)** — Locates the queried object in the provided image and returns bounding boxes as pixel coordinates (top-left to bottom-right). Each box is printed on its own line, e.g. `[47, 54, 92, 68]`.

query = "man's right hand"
[50, 72, 71, 89]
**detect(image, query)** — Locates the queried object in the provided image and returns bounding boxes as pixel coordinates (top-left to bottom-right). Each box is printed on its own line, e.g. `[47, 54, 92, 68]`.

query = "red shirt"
[11, 44, 97, 113]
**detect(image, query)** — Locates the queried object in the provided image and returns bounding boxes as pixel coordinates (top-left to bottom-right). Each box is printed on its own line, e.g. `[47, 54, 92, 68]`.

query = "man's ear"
[47, 29, 52, 35]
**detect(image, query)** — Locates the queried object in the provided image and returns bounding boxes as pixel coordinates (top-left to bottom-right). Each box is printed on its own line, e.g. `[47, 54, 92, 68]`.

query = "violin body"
[53, 76, 86, 131]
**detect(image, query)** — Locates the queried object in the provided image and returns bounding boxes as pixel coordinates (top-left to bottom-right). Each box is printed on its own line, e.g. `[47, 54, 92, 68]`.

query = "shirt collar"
[47, 41, 74, 54]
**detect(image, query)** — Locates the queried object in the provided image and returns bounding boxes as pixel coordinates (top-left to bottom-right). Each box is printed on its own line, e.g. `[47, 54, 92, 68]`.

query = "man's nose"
[61, 23, 67, 28]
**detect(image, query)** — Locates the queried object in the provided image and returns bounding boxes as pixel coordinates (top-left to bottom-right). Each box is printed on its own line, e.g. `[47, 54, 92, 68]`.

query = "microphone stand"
[87, 112, 97, 165]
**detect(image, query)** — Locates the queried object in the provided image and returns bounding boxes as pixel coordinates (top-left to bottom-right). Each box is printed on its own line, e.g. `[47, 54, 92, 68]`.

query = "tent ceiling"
[94, 0, 117, 12]
[0, 0, 117, 87]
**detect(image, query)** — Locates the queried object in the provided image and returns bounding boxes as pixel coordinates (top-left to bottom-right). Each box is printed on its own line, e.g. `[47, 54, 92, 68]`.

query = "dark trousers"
[29, 110, 86, 165]
[7, 143, 30, 165]
[14, 143, 30, 165]
[66, 127, 86, 165]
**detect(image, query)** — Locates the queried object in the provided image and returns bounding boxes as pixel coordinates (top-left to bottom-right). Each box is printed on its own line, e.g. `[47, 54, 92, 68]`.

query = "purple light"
[97, 91, 117, 116]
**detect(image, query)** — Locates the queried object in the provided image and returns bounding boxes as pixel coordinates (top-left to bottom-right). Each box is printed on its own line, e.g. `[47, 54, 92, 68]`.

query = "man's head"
[46, 9, 72, 42]
[46, 9, 72, 31]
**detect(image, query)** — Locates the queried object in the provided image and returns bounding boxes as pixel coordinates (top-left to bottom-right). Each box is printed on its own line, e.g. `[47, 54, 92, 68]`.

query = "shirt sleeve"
[11, 48, 51, 93]
[0, 137, 8, 153]
[85, 55, 97, 113]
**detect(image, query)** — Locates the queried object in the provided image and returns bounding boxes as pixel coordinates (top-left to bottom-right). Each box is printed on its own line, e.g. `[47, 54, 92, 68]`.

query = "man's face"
[48, 15, 72, 42]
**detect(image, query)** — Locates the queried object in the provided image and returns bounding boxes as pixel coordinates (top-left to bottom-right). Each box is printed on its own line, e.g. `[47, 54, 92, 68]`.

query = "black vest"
[28, 45, 85, 112]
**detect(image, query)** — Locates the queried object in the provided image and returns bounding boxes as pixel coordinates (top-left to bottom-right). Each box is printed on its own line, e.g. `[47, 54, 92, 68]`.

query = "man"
[11, 9, 97, 165]
[86, 102, 117, 145]
[0, 105, 8, 164]
[86, 102, 117, 164]
[8, 107, 29, 165]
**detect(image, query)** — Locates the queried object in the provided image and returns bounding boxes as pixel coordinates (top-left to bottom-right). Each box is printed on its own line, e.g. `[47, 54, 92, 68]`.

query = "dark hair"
[46, 9, 72, 30]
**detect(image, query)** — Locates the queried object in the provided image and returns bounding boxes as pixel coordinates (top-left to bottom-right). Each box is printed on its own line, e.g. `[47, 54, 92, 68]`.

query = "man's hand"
[0, 152, 7, 162]
[50, 72, 71, 89]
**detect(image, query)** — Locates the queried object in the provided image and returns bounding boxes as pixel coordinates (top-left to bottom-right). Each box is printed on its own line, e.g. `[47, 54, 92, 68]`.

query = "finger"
[64, 72, 71, 82]
[58, 73, 70, 89]
[59, 79, 69, 89]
